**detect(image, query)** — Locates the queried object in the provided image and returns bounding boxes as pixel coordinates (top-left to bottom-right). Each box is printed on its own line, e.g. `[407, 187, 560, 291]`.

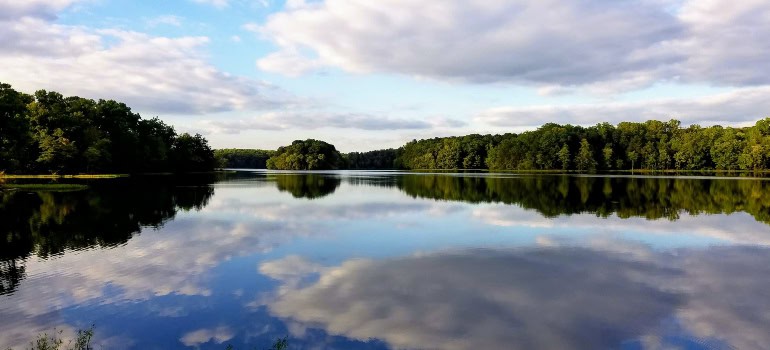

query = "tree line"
[395, 119, 770, 171]
[215, 149, 274, 169]
[230, 119, 770, 172]
[0, 83, 216, 174]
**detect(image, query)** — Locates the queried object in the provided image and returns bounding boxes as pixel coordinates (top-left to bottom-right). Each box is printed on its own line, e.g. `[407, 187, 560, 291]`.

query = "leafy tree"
[345, 149, 398, 169]
[215, 149, 275, 169]
[0, 82, 216, 174]
[558, 144, 570, 170]
[37, 128, 77, 173]
[576, 139, 597, 172]
[267, 139, 345, 170]
[171, 133, 216, 172]
[602, 145, 614, 170]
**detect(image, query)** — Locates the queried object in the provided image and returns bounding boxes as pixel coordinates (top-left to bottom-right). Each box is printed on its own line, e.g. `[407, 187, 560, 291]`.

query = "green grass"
[0, 184, 89, 192]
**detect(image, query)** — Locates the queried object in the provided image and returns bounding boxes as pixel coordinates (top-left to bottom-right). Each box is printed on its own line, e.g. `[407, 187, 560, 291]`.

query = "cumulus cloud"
[258, 0, 681, 87]
[263, 243, 770, 350]
[257, 0, 770, 90]
[199, 111, 465, 133]
[0, 2, 287, 115]
[474, 86, 770, 127]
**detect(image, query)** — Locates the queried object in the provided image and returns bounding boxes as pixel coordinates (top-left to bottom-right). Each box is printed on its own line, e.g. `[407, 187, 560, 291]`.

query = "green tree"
[602, 145, 614, 170]
[558, 144, 570, 170]
[267, 139, 345, 170]
[576, 139, 597, 172]
[171, 133, 216, 172]
[37, 128, 77, 173]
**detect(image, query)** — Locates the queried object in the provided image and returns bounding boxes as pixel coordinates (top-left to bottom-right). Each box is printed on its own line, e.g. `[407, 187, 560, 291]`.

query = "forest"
[215, 149, 274, 169]
[231, 118, 770, 171]
[0, 83, 216, 174]
[396, 119, 770, 171]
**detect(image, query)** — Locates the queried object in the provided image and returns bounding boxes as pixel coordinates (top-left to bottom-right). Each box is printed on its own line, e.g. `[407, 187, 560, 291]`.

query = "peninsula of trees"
[224, 118, 770, 172]
[0, 83, 215, 174]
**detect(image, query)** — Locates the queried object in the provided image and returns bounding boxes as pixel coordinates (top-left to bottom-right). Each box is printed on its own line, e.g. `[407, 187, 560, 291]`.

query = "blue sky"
[1, 0, 769, 151]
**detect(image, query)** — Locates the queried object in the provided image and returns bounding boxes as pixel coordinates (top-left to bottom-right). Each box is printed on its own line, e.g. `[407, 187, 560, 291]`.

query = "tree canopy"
[393, 119, 770, 172]
[215, 149, 274, 169]
[0, 82, 215, 174]
[266, 139, 346, 170]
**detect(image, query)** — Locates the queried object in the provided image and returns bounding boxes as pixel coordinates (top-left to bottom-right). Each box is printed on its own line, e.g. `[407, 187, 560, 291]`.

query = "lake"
[1, 171, 770, 349]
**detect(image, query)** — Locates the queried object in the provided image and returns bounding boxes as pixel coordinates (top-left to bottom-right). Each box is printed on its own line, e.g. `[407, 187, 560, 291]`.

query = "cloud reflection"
[262, 242, 770, 350]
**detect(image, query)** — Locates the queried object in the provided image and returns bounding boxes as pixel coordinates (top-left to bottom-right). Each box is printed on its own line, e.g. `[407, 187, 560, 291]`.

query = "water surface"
[1, 171, 769, 349]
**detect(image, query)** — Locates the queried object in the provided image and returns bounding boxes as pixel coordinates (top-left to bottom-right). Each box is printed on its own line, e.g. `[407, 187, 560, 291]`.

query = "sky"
[1, 0, 769, 152]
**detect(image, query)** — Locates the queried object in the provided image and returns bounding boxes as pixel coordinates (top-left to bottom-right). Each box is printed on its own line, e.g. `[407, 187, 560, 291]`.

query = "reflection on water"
[272, 173, 341, 199]
[0, 176, 216, 296]
[0, 171, 769, 349]
[263, 245, 770, 350]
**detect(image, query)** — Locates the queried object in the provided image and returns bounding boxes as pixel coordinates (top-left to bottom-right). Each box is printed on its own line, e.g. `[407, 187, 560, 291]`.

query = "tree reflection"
[270, 174, 341, 199]
[0, 176, 215, 296]
[381, 175, 770, 224]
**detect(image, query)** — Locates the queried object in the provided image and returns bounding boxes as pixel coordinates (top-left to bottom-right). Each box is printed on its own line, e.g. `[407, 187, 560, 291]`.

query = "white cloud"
[0, 0, 82, 20]
[0, 3, 287, 115]
[474, 86, 770, 127]
[257, 0, 770, 91]
[199, 111, 465, 133]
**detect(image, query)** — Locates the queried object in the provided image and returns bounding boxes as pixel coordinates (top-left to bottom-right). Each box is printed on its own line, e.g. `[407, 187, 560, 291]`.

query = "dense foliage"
[394, 119, 770, 171]
[345, 149, 399, 169]
[215, 149, 274, 168]
[396, 134, 503, 170]
[266, 139, 346, 170]
[0, 83, 215, 174]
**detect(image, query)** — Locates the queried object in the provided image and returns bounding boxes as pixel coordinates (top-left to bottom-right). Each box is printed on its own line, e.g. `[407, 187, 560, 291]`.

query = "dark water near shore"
[1, 171, 770, 349]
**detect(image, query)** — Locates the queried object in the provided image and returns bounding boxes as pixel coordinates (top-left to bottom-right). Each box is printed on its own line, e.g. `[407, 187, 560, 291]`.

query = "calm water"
[1, 171, 770, 349]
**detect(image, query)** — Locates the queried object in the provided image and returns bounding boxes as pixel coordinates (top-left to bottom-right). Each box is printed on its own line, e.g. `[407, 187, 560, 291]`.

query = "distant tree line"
[237, 119, 770, 172]
[215, 149, 274, 168]
[396, 119, 770, 171]
[0, 82, 216, 174]
[345, 149, 399, 169]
